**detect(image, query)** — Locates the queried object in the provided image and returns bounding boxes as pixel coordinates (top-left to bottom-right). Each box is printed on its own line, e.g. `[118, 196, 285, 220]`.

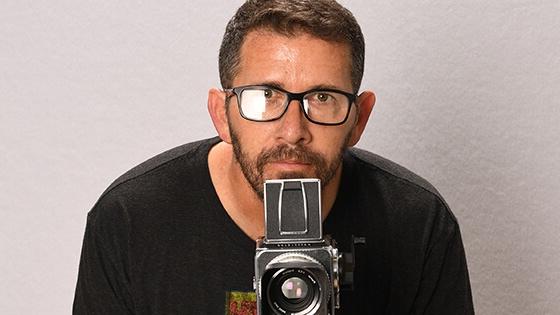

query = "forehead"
[234, 30, 353, 91]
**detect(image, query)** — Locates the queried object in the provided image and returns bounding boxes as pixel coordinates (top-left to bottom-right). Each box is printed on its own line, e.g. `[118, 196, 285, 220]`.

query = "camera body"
[254, 179, 342, 315]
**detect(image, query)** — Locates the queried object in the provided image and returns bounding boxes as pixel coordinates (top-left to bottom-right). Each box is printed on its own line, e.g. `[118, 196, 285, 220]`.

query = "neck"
[208, 141, 342, 240]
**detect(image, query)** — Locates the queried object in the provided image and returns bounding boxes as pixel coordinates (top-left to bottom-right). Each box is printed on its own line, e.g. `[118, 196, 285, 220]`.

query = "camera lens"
[281, 277, 309, 300]
[267, 268, 321, 314]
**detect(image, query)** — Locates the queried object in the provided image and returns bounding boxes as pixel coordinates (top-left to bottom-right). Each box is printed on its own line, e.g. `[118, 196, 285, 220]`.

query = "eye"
[263, 88, 274, 98]
[307, 92, 334, 104]
[316, 93, 330, 102]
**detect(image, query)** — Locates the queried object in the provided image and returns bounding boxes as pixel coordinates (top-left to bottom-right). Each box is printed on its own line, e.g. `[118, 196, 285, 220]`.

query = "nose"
[277, 100, 311, 145]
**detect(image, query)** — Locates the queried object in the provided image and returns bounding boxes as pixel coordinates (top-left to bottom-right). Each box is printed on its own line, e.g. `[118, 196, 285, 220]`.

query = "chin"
[264, 165, 317, 181]
[275, 171, 311, 180]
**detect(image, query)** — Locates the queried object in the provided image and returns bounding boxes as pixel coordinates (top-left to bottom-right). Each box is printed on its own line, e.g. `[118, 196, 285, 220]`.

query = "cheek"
[231, 122, 276, 155]
[310, 127, 352, 152]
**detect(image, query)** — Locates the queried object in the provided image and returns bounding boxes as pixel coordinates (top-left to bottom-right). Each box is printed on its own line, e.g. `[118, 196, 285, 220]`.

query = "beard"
[230, 128, 349, 200]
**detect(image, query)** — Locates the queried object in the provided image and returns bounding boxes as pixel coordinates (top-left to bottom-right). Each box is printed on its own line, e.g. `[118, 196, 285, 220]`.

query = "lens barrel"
[266, 268, 321, 314]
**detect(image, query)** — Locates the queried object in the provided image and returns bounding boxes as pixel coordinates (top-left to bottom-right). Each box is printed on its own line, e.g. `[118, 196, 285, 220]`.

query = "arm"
[73, 198, 134, 314]
[412, 219, 474, 314]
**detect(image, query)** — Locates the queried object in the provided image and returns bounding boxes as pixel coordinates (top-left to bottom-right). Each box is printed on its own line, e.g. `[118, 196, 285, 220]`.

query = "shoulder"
[102, 137, 219, 196]
[345, 147, 458, 225]
[86, 137, 220, 224]
[348, 147, 441, 196]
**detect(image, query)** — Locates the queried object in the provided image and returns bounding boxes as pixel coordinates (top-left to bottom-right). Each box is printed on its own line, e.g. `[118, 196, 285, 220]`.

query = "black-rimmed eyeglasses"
[224, 85, 357, 126]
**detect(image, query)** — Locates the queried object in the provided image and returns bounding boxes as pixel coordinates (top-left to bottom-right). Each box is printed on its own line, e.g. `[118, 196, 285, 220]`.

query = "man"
[74, 0, 474, 314]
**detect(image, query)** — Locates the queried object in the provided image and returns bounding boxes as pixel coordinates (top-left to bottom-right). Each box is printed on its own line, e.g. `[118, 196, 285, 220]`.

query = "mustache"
[256, 144, 325, 168]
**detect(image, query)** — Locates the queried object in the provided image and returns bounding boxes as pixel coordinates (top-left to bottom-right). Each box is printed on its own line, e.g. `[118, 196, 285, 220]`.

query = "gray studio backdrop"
[1, 0, 559, 314]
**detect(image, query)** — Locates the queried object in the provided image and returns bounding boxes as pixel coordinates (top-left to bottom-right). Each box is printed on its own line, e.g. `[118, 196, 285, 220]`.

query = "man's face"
[227, 30, 359, 199]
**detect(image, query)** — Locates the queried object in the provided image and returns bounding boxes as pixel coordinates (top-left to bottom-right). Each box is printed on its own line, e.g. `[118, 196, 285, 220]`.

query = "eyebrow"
[256, 81, 350, 93]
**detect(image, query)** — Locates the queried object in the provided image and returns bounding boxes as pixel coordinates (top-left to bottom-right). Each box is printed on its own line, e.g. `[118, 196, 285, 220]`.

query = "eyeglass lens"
[238, 87, 350, 124]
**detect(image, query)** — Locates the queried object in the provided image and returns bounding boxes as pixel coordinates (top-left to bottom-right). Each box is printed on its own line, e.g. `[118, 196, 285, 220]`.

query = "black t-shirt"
[73, 137, 473, 314]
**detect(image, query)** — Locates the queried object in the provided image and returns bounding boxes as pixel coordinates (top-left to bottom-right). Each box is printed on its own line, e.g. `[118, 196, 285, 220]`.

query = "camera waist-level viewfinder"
[254, 179, 355, 315]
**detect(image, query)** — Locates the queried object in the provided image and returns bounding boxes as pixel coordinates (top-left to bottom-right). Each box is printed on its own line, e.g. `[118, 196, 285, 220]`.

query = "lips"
[273, 159, 310, 165]
[256, 144, 322, 177]
[269, 159, 311, 169]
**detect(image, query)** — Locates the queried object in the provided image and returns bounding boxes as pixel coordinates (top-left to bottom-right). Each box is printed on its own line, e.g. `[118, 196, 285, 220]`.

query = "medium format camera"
[254, 179, 353, 315]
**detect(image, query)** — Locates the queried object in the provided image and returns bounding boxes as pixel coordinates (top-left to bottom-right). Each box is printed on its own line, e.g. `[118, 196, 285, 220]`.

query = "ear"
[207, 88, 232, 144]
[347, 90, 376, 147]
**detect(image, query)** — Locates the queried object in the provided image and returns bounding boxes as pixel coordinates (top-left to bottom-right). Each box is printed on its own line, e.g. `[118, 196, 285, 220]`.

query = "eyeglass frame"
[224, 84, 358, 126]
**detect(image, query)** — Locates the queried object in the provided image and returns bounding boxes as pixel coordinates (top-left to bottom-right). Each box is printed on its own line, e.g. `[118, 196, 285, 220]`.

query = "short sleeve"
[73, 194, 134, 315]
